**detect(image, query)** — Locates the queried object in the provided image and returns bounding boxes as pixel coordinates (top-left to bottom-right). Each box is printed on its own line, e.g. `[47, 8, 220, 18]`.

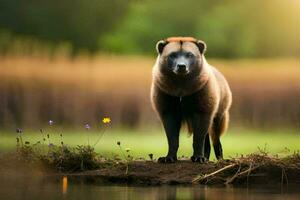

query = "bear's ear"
[156, 40, 167, 54]
[195, 40, 207, 54]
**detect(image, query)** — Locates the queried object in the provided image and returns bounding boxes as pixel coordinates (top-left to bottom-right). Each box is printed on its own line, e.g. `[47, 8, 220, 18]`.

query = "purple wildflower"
[85, 123, 91, 130]
[48, 120, 54, 126]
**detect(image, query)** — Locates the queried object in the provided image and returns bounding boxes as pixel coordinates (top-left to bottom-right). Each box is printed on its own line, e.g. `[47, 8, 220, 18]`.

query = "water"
[0, 174, 299, 200]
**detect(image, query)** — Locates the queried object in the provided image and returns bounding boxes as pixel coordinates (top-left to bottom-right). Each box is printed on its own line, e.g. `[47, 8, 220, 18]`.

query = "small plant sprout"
[84, 123, 91, 146]
[45, 120, 55, 146]
[16, 128, 23, 147]
[46, 133, 51, 146]
[117, 141, 133, 175]
[60, 133, 64, 146]
[92, 117, 111, 147]
[125, 148, 133, 162]
[16, 137, 20, 150]
[40, 129, 46, 144]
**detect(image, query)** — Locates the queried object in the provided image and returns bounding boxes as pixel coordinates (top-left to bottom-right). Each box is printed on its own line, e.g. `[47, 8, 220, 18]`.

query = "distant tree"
[1, 0, 300, 57]
[0, 0, 130, 53]
[100, 0, 300, 58]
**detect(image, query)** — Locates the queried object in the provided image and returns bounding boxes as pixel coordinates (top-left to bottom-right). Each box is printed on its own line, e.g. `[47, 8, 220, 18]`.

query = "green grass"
[1, 128, 299, 160]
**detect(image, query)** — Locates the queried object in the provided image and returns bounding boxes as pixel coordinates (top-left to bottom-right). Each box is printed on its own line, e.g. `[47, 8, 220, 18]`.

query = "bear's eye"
[168, 53, 177, 59]
[186, 52, 194, 58]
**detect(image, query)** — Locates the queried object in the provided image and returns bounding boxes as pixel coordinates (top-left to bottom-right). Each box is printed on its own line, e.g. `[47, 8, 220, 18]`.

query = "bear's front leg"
[190, 113, 212, 163]
[158, 112, 181, 163]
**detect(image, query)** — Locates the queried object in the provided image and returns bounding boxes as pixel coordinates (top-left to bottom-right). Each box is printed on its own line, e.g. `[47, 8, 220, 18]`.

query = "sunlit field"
[1, 128, 299, 160]
[1, 55, 300, 129]
[1, 55, 300, 159]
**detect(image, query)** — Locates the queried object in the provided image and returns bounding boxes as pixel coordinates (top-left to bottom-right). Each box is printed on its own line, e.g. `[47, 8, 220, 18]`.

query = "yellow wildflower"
[125, 148, 131, 152]
[102, 117, 111, 124]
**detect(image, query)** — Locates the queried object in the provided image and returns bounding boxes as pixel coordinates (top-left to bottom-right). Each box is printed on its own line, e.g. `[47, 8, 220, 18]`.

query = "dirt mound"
[2, 147, 300, 186]
[67, 153, 300, 186]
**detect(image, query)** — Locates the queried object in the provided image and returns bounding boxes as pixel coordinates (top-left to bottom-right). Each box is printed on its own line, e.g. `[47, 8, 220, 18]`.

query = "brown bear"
[151, 37, 232, 163]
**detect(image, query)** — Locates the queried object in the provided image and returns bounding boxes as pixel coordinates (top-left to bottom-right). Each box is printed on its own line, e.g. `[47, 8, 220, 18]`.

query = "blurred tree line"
[0, 0, 130, 54]
[0, 0, 300, 58]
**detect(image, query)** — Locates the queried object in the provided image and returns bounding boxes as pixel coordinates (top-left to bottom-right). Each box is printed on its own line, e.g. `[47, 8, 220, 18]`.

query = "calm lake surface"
[0, 173, 299, 200]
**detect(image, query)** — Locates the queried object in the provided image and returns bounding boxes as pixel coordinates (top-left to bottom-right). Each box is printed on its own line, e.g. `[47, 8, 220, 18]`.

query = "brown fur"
[151, 37, 232, 162]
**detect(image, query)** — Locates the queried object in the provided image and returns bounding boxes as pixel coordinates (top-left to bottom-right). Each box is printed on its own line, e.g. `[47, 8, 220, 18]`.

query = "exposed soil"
[1, 152, 300, 186]
[66, 155, 300, 186]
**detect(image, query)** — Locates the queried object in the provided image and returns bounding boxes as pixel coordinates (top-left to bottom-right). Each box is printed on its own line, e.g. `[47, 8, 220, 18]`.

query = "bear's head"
[155, 37, 206, 77]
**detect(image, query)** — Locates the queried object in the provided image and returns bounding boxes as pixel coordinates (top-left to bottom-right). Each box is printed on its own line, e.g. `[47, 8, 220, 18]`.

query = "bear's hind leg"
[211, 112, 229, 160]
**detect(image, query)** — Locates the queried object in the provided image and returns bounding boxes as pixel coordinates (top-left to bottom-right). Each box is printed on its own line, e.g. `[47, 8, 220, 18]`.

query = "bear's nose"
[177, 64, 186, 69]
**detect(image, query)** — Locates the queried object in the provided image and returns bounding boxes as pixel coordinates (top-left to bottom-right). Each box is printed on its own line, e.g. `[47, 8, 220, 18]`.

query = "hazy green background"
[1, 0, 300, 57]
